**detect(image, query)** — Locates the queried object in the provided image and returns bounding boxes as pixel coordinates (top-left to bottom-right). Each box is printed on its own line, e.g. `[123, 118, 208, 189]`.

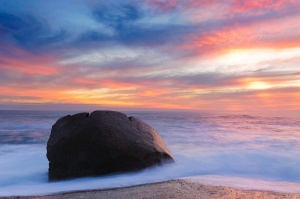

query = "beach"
[5, 180, 300, 199]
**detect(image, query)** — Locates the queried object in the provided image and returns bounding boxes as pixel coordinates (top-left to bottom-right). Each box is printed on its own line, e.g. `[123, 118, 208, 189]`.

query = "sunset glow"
[0, 0, 299, 111]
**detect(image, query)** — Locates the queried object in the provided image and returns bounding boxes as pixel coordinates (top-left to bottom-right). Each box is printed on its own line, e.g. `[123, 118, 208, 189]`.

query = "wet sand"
[4, 179, 300, 199]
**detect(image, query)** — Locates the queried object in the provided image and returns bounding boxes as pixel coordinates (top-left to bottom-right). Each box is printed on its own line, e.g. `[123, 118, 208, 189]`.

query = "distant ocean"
[1, 110, 300, 196]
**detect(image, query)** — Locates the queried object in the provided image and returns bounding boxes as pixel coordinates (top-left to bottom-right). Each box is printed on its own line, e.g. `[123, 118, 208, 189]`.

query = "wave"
[1, 144, 300, 196]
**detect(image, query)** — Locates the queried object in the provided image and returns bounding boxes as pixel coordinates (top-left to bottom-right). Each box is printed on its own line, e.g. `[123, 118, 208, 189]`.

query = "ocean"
[1, 110, 300, 196]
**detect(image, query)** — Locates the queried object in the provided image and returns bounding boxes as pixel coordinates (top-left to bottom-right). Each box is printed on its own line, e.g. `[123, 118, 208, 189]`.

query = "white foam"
[1, 144, 300, 196]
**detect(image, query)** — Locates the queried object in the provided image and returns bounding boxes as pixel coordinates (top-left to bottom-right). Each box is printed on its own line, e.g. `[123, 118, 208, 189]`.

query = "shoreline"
[4, 179, 300, 199]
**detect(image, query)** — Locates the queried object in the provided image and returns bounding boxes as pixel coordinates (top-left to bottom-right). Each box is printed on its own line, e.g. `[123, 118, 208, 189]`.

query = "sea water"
[0, 110, 300, 196]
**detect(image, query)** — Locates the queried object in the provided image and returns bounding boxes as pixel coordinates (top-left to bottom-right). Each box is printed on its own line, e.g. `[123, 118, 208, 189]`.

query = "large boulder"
[47, 110, 174, 181]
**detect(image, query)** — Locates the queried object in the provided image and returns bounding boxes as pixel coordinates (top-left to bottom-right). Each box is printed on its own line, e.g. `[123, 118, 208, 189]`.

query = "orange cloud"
[1, 79, 299, 111]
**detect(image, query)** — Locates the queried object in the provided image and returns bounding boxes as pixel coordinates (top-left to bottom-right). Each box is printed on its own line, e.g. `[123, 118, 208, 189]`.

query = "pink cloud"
[0, 49, 59, 75]
[231, 0, 299, 12]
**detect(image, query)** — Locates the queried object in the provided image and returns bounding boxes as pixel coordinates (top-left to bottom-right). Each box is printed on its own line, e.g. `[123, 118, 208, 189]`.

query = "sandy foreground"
[3, 179, 300, 199]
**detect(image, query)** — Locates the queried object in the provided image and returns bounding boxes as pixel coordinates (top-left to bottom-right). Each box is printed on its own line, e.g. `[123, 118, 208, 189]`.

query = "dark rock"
[47, 110, 174, 181]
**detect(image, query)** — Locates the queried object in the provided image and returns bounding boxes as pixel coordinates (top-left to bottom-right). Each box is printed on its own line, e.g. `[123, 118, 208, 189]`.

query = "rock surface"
[47, 110, 174, 181]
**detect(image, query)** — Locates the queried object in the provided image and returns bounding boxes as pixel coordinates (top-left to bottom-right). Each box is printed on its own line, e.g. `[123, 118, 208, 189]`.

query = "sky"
[0, 0, 299, 112]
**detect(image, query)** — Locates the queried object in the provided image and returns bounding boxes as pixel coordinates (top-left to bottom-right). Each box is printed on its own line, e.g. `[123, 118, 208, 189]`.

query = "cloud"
[231, 0, 299, 12]
[93, 4, 141, 28]
[0, 12, 68, 53]
[74, 2, 197, 47]
[0, 0, 299, 110]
